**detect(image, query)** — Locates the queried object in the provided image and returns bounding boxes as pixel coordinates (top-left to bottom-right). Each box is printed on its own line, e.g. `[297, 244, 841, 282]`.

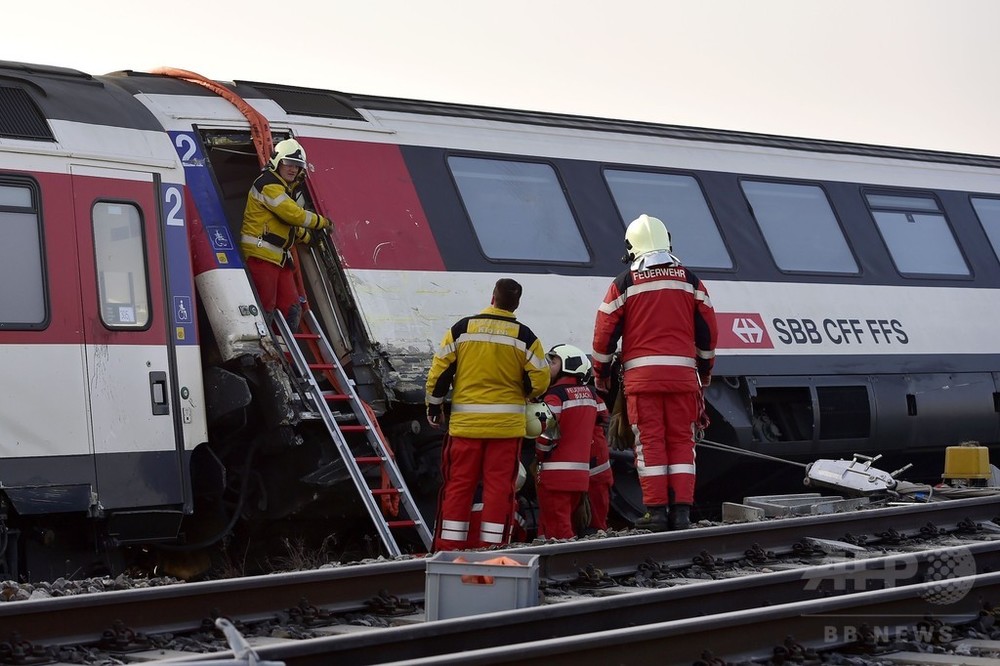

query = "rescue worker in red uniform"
[592, 214, 717, 531]
[534, 344, 605, 540]
[587, 395, 613, 533]
[426, 278, 550, 551]
[241, 138, 330, 332]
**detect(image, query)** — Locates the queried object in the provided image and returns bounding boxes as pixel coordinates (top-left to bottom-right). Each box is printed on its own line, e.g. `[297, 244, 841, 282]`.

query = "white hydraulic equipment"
[804, 454, 912, 495]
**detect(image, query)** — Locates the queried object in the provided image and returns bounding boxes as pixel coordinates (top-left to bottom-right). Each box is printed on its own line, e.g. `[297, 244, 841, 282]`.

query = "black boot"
[669, 504, 691, 530]
[634, 506, 669, 532]
[286, 302, 302, 333]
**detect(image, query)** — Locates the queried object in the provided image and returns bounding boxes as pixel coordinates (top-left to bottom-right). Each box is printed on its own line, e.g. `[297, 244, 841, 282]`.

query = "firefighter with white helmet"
[532, 343, 609, 540]
[241, 138, 331, 331]
[592, 214, 718, 531]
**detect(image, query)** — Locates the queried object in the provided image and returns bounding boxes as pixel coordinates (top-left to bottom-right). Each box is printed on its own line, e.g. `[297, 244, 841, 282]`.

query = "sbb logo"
[716, 313, 773, 349]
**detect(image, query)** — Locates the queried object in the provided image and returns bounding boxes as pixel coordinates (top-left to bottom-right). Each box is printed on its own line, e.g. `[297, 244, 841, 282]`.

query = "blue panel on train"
[168, 130, 244, 269]
[160, 181, 197, 345]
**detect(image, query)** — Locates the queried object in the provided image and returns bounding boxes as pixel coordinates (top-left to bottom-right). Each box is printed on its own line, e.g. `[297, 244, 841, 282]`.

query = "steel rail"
[161, 540, 1000, 665]
[368, 572, 1000, 666]
[2, 495, 997, 646]
[0, 560, 426, 645]
[507, 495, 1000, 581]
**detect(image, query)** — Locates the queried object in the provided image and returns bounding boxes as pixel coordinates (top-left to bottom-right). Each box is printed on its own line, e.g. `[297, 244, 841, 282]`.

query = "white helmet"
[547, 344, 592, 380]
[268, 138, 308, 172]
[525, 401, 554, 438]
[623, 214, 671, 262]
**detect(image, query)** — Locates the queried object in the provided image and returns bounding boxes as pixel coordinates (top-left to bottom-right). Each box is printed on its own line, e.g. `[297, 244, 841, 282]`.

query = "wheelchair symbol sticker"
[208, 226, 234, 250]
[174, 296, 192, 323]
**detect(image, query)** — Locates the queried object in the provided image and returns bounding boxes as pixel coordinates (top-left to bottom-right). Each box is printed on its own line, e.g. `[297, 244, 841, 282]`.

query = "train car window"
[864, 192, 968, 276]
[603, 169, 732, 269]
[0, 182, 46, 326]
[970, 197, 1000, 264]
[92, 202, 150, 328]
[447, 157, 588, 263]
[741, 180, 858, 274]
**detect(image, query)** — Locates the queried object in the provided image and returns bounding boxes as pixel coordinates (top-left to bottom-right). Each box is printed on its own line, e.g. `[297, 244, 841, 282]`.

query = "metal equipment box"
[424, 551, 540, 621]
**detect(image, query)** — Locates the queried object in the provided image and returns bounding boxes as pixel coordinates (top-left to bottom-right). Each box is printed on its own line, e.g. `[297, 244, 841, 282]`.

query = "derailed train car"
[2, 60, 999, 580]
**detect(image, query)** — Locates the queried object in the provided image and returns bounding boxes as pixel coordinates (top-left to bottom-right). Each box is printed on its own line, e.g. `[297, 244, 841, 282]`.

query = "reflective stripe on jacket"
[536, 378, 601, 492]
[589, 394, 612, 479]
[426, 306, 549, 438]
[592, 260, 717, 393]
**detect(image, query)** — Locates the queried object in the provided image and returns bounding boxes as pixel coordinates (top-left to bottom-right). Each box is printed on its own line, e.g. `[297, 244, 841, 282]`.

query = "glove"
[426, 403, 446, 429]
[316, 215, 331, 231]
[594, 375, 610, 394]
[699, 373, 712, 388]
[607, 391, 635, 451]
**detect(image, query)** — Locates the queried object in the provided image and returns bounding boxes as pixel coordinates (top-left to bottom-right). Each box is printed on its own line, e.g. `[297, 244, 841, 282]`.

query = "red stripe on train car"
[300, 138, 446, 271]
[0, 171, 168, 345]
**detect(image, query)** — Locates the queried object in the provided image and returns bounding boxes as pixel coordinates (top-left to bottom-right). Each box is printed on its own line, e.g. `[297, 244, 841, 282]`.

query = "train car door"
[69, 166, 185, 531]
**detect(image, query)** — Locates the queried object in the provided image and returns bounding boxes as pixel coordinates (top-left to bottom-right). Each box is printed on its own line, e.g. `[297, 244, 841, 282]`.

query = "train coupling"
[803, 454, 900, 495]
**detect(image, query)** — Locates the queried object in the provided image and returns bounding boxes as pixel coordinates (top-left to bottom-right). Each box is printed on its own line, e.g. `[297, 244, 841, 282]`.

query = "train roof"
[3, 60, 1000, 171]
[0, 61, 163, 136]
[339, 92, 1000, 171]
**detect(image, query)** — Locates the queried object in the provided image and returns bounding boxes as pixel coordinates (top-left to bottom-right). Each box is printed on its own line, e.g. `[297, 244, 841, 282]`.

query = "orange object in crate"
[425, 551, 540, 620]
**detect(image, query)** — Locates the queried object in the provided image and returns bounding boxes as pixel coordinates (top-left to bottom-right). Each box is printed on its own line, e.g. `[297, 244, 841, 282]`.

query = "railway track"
[362, 571, 1000, 666]
[3, 495, 999, 664]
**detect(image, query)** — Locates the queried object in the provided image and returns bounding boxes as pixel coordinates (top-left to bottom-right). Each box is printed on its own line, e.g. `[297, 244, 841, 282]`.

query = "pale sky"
[5, 1, 998, 155]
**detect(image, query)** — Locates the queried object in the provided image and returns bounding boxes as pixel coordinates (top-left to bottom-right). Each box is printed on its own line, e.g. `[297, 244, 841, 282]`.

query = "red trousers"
[246, 257, 300, 318]
[627, 390, 700, 506]
[536, 484, 584, 540]
[433, 436, 520, 551]
[468, 499, 526, 546]
[588, 470, 613, 530]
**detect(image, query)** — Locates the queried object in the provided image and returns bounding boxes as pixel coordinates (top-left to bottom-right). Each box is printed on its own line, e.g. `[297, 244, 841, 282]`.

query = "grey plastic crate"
[425, 551, 540, 621]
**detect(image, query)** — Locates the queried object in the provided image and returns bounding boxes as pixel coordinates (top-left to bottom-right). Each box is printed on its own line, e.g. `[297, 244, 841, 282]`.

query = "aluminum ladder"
[273, 309, 433, 556]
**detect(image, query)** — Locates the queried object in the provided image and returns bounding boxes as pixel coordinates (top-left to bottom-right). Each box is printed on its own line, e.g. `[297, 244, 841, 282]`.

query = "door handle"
[150, 371, 169, 416]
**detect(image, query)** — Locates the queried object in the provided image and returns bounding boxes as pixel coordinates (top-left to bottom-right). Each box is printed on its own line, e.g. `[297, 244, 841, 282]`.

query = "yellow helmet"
[268, 138, 308, 172]
[525, 401, 554, 438]
[623, 214, 671, 262]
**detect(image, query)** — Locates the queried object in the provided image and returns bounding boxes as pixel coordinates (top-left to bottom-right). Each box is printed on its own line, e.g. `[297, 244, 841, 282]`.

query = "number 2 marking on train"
[175, 134, 198, 162]
[164, 186, 184, 227]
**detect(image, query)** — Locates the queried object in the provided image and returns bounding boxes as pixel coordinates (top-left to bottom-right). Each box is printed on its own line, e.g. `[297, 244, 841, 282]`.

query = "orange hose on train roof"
[149, 67, 273, 167]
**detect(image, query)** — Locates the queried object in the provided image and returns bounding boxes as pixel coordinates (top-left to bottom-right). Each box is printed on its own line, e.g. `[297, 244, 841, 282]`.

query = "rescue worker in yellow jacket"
[241, 138, 330, 331]
[426, 278, 550, 550]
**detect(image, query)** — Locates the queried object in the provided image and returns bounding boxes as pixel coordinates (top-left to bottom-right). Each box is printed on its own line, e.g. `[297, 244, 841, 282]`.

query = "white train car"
[2, 60, 999, 579]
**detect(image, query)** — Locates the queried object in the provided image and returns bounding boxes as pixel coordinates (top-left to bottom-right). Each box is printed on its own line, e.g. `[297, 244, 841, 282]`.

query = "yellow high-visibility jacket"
[241, 169, 329, 267]
[426, 306, 550, 439]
